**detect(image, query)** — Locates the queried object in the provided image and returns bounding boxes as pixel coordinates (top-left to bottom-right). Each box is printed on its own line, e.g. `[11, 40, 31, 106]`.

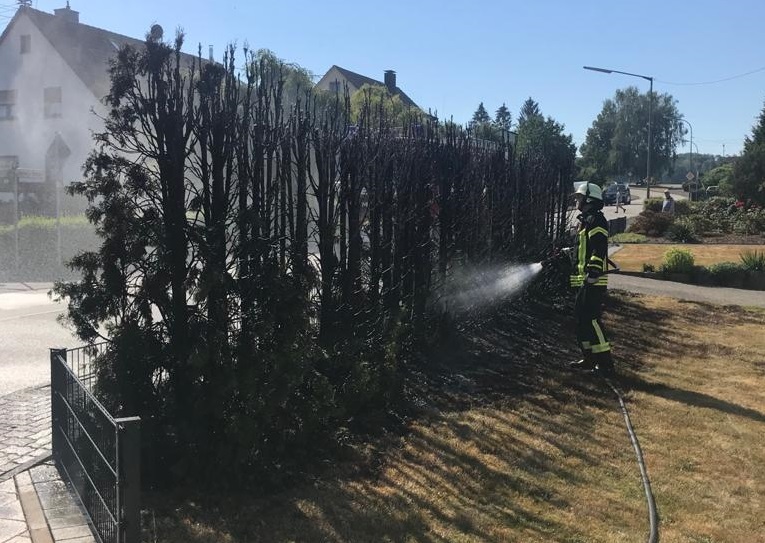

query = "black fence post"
[117, 416, 141, 543]
[49, 347, 67, 462]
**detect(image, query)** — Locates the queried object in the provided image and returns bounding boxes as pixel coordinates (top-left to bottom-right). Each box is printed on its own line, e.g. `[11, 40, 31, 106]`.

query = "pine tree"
[494, 103, 512, 131]
[518, 97, 541, 126]
[471, 102, 491, 125]
[732, 100, 765, 203]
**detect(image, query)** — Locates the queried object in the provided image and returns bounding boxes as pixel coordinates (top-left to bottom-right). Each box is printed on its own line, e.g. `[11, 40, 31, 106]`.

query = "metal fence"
[50, 344, 140, 543]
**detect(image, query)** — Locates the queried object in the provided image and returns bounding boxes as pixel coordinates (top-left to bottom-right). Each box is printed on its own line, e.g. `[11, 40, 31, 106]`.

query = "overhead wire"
[656, 66, 765, 86]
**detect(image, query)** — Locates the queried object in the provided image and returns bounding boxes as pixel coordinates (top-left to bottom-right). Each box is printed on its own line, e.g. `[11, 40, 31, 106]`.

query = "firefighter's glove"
[585, 269, 601, 284]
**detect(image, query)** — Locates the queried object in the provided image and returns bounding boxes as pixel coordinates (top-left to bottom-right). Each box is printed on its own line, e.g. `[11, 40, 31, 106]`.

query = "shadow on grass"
[625, 379, 765, 424]
[144, 290, 688, 543]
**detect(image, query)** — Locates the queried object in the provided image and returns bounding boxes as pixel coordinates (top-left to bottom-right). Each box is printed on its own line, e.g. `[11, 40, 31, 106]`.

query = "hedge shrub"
[665, 220, 698, 243]
[660, 248, 695, 274]
[628, 210, 674, 237]
[0, 215, 97, 280]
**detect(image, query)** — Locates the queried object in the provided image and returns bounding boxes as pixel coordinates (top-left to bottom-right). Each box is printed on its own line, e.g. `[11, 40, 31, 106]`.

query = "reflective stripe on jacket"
[570, 211, 609, 287]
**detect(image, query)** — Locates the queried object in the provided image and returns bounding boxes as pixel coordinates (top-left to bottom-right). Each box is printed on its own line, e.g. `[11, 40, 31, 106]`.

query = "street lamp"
[584, 65, 654, 199]
[676, 118, 694, 199]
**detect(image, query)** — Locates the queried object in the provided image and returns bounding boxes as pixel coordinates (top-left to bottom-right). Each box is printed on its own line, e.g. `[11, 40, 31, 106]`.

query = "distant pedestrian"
[662, 190, 675, 215]
[615, 186, 626, 213]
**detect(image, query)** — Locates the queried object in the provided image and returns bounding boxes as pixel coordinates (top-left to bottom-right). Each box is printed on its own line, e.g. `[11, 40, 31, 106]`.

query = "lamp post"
[584, 66, 654, 199]
[677, 118, 693, 176]
[676, 118, 694, 199]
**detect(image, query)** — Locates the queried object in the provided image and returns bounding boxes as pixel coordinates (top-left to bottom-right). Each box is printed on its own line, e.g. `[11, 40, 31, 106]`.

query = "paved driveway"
[609, 273, 765, 308]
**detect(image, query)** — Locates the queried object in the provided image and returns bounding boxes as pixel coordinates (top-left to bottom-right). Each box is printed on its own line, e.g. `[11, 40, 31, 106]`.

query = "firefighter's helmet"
[574, 182, 603, 202]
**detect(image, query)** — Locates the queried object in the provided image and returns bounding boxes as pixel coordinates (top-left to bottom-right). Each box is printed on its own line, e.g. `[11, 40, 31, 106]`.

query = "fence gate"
[50, 345, 140, 543]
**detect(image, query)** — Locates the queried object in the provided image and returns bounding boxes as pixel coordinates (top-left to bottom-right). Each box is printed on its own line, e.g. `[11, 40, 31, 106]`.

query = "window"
[0, 90, 16, 120]
[329, 80, 340, 93]
[44, 87, 62, 118]
[20, 34, 31, 54]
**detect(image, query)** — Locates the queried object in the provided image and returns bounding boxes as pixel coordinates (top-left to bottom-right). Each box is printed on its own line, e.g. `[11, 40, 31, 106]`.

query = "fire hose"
[604, 377, 659, 543]
[544, 249, 658, 540]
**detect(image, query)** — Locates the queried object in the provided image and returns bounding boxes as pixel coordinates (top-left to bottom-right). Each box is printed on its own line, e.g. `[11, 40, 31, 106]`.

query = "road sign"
[686, 171, 695, 181]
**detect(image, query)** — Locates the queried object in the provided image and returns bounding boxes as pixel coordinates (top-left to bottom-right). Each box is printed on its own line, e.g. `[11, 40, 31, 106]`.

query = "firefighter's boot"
[594, 352, 615, 376]
[569, 356, 596, 371]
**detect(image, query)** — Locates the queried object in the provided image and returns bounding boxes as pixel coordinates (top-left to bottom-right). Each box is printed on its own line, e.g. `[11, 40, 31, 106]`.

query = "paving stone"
[0, 387, 51, 481]
[36, 493, 76, 511]
[0, 495, 24, 521]
[29, 464, 59, 484]
[58, 536, 96, 543]
[0, 493, 17, 509]
[51, 524, 95, 540]
[42, 504, 84, 519]
[47, 513, 88, 530]
[0, 478, 15, 494]
[7, 533, 32, 543]
[0, 518, 26, 541]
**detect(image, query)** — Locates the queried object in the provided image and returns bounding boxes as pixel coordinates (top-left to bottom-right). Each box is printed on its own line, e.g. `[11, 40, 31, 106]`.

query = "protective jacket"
[571, 208, 612, 359]
[570, 210, 609, 288]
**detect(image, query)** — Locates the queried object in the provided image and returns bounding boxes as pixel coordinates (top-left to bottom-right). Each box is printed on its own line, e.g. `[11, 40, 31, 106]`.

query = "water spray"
[437, 248, 620, 316]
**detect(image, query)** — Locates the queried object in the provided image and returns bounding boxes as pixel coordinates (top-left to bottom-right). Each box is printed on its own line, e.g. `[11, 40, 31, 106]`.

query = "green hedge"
[0, 215, 98, 281]
[643, 197, 690, 215]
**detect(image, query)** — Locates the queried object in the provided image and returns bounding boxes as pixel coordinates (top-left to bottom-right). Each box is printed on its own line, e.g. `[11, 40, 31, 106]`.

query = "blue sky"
[6, 0, 765, 156]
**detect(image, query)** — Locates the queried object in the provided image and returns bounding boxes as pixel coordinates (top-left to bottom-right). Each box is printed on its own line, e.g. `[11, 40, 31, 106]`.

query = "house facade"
[315, 65, 421, 110]
[0, 4, 146, 215]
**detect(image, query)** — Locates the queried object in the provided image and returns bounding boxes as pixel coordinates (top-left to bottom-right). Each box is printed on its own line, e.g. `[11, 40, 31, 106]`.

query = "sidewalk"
[1, 384, 95, 542]
[0, 387, 51, 483]
[1, 463, 95, 543]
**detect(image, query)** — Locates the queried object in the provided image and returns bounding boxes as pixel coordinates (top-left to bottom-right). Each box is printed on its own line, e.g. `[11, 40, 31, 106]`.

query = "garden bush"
[665, 220, 698, 243]
[659, 248, 695, 275]
[732, 208, 765, 235]
[0, 215, 96, 280]
[643, 197, 690, 215]
[643, 198, 664, 213]
[740, 250, 765, 272]
[628, 210, 673, 237]
[611, 232, 647, 243]
[680, 214, 715, 236]
[707, 261, 746, 286]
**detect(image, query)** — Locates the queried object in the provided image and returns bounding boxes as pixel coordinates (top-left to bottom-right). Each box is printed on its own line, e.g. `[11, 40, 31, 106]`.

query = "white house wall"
[0, 12, 105, 184]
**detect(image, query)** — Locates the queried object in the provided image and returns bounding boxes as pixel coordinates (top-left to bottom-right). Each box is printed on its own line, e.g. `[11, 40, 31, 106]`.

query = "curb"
[15, 471, 54, 543]
[0, 453, 52, 484]
[0, 382, 50, 401]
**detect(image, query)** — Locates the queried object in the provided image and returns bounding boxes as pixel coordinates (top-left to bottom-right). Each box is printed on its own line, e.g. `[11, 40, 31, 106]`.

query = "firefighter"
[569, 182, 614, 375]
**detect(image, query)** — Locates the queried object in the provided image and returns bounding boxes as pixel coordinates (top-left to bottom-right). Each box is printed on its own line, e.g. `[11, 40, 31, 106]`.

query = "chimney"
[384, 70, 396, 92]
[54, 2, 79, 24]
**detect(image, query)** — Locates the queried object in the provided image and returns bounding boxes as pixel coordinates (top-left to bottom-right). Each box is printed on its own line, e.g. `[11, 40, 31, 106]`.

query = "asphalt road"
[0, 283, 75, 396]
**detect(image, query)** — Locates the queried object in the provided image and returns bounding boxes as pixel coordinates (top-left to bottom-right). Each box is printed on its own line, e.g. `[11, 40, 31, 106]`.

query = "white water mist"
[437, 262, 543, 314]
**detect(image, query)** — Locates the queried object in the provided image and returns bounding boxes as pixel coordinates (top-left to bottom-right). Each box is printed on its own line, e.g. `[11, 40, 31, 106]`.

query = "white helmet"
[574, 182, 603, 202]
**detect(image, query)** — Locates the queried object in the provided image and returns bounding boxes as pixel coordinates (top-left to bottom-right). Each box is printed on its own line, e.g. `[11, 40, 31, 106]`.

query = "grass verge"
[144, 293, 765, 542]
[613, 243, 765, 272]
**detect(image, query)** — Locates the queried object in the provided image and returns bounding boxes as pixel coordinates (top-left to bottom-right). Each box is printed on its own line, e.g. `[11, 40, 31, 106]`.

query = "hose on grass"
[605, 377, 659, 543]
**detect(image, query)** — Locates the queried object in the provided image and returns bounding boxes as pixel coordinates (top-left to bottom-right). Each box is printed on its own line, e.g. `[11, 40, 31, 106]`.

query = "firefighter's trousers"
[574, 284, 611, 357]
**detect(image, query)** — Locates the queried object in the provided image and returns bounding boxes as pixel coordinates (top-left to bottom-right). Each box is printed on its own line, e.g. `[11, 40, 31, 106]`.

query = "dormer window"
[20, 35, 31, 54]
[44, 87, 62, 118]
[0, 90, 16, 120]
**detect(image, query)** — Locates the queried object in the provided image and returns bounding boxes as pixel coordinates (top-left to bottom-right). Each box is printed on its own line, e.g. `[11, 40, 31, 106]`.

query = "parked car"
[602, 183, 631, 205]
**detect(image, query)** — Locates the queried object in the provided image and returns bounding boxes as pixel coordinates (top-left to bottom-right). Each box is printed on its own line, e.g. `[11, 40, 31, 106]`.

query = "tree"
[732, 101, 765, 203]
[471, 102, 491, 125]
[580, 86, 685, 182]
[494, 103, 512, 131]
[517, 97, 541, 126]
[515, 100, 576, 164]
[349, 83, 420, 127]
[703, 163, 735, 194]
